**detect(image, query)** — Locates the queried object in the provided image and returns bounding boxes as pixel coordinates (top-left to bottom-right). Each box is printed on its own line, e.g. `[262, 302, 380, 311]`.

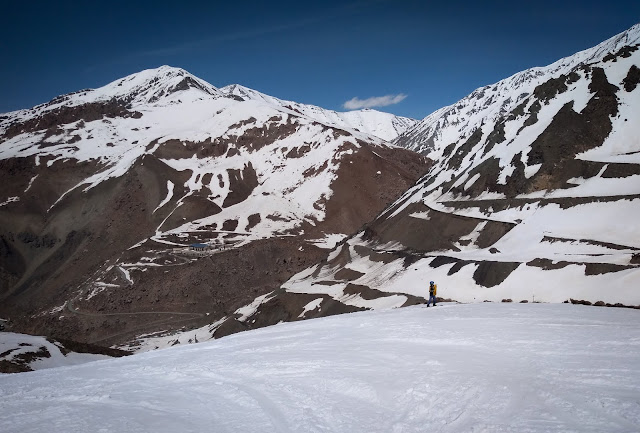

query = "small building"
[189, 243, 210, 252]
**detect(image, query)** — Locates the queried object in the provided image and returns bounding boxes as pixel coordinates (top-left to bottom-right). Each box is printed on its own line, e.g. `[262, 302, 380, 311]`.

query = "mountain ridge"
[1, 66, 417, 144]
[395, 23, 640, 154]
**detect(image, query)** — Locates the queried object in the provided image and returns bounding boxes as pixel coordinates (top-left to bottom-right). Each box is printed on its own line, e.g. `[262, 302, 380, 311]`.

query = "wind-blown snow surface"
[1, 304, 639, 432]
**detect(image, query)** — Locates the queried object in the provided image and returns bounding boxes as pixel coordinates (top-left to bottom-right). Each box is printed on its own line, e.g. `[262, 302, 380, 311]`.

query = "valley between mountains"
[1, 24, 639, 354]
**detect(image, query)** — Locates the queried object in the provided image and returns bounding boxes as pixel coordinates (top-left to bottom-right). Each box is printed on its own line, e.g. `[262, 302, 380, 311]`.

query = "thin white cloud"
[343, 93, 407, 110]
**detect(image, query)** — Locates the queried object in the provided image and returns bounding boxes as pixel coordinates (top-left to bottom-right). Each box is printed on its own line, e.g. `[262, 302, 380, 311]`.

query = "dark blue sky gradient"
[2, 0, 639, 119]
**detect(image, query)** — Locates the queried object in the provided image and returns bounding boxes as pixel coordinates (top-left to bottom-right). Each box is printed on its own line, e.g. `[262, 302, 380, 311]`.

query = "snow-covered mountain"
[202, 24, 640, 339]
[395, 24, 640, 154]
[221, 84, 417, 141]
[0, 66, 427, 346]
[2, 303, 640, 432]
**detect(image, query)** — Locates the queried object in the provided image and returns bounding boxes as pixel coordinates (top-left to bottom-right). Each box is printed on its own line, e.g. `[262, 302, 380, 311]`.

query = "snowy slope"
[221, 84, 417, 141]
[1, 304, 640, 432]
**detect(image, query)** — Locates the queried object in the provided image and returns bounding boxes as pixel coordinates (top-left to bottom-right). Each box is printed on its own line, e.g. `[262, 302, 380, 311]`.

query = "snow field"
[1, 303, 639, 432]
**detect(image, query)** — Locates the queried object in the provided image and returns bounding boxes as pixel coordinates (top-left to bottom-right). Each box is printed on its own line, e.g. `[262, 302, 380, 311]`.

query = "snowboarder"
[427, 281, 437, 307]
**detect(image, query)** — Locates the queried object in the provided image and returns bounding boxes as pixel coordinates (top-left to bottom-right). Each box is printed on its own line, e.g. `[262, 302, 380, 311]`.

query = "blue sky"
[2, 0, 639, 119]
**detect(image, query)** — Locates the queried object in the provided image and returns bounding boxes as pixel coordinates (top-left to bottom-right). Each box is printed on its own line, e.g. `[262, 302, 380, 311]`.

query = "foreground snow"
[1, 303, 639, 432]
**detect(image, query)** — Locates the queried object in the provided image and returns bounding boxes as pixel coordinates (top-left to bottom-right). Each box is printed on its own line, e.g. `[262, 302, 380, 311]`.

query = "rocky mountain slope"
[0, 66, 427, 346]
[187, 24, 640, 345]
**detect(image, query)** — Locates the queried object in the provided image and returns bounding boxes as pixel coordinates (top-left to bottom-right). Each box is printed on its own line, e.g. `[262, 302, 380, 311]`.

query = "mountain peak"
[27, 66, 222, 113]
[94, 65, 221, 106]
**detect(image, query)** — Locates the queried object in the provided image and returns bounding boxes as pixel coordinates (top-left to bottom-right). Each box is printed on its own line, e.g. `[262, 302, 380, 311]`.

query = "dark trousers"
[428, 294, 436, 306]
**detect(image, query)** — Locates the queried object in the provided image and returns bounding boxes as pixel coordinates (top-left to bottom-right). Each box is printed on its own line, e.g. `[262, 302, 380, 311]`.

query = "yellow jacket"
[429, 284, 437, 296]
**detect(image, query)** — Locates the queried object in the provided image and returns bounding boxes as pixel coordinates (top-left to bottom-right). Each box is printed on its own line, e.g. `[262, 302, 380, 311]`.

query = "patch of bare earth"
[303, 142, 430, 238]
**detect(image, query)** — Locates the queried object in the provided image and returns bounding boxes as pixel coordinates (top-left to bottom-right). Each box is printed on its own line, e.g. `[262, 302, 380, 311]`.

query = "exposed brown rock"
[622, 64, 640, 92]
[570, 298, 592, 305]
[304, 143, 429, 240]
[47, 337, 130, 357]
[368, 202, 512, 254]
[0, 360, 33, 373]
[3, 99, 142, 140]
[154, 138, 230, 160]
[222, 163, 259, 208]
[449, 157, 501, 199]
[0, 345, 49, 374]
[214, 289, 366, 339]
[343, 283, 424, 306]
[472, 261, 520, 288]
[603, 44, 639, 62]
[246, 213, 261, 231]
[334, 268, 365, 281]
[526, 258, 570, 270]
[162, 195, 222, 231]
[584, 262, 633, 275]
[532, 72, 579, 102]
[429, 256, 460, 268]
[222, 219, 239, 231]
[233, 117, 299, 153]
[483, 118, 506, 155]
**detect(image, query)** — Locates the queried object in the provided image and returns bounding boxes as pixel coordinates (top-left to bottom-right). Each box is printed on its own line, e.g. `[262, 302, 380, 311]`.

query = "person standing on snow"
[427, 281, 437, 307]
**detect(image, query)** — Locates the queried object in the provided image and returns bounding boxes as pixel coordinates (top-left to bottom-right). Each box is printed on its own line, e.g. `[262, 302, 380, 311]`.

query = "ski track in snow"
[1, 303, 639, 433]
